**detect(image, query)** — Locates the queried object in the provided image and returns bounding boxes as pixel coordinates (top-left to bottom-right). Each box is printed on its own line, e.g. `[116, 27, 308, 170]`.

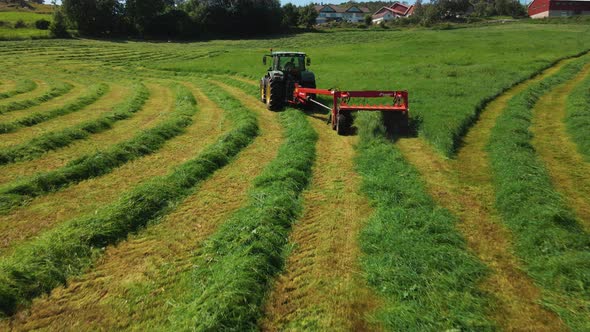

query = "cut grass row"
[0, 81, 278, 331]
[0, 81, 72, 114]
[0, 83, 198, 214]
[488, 55, 590, 330]
[0, 83, 109, 134]
[565, 72, 590, 161]
[531, 64, 590, 231]
[0, 83, 148, 166]
[0, 82, 258, 315]
[0, 85, 147, 187]
[171, 107, 316, 331]
[0, 79, 36, 100]
[0, 84, 209, 256]
[354, 112, 493, 330]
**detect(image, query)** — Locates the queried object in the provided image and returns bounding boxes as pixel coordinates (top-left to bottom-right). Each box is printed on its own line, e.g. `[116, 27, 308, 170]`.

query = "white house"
[372, 2, 415, 24]
[314, 4, 371, 24]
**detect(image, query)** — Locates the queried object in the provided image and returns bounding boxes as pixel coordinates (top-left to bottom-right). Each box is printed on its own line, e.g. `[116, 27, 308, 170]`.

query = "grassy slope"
[0, 10, 52, 40]
[153, 24, 590, 156]
[0, 11, 51, 24]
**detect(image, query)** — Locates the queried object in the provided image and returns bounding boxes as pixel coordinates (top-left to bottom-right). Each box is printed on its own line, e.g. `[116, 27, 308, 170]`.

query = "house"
[314, 4, 371, 24]
[372, 2, 415, 24]
[528, 0, 590, 18]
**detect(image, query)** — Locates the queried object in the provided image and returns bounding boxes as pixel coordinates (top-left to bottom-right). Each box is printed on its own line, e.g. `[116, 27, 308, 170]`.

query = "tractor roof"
[272, 51, 306, 56]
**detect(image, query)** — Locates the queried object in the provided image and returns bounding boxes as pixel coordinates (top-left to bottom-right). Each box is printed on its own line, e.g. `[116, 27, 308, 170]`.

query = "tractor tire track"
[261, 111, 379, 331]
[531, 63, 590, 231]
[4, 81, 284, 331]
[0, 83, 222, 255]
[396, 60, 570, 331]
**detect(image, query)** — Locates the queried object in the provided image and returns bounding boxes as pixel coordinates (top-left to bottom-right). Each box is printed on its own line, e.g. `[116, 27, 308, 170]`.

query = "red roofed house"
[528, 0, 590, 18]
[315, 4, 371, 24]
[372, 2, 415, 23]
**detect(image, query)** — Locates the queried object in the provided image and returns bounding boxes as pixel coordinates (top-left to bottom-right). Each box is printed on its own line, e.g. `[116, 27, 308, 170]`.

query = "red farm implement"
[293, 85, 409, 135]
[260, 50, 409, 135]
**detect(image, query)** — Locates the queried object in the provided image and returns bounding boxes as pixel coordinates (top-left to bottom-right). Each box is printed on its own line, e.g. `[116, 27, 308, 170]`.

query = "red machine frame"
[291, 83, 409, 129]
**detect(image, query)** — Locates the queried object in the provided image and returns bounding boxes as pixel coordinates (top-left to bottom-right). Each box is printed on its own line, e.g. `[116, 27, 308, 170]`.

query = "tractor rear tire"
[266, 78, 283, 111]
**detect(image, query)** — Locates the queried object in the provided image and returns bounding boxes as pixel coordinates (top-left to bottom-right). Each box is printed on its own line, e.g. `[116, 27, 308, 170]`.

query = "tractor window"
[279, 56, 305, 71]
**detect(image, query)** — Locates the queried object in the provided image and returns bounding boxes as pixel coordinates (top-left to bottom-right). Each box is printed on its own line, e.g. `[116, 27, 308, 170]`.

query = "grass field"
[0, 22, 589, 330]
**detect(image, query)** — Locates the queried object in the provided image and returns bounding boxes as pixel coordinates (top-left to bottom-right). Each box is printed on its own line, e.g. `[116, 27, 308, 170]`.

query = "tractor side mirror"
[306, 58, 311, 66]
[263, 56, 267, 65]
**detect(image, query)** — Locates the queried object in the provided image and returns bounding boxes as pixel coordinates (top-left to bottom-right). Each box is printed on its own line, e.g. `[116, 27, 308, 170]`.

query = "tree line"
[50, 0, 527, 39]
[52, 0, 318, 38]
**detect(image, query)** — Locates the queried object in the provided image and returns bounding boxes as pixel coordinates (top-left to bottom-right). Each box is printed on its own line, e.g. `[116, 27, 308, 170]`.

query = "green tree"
[49, 8, 69, 38]
[126, 0, 173, 35]
[364, 14, 373, 26]
[62, 0, 123, 35]
[435, 0, 471, 18]
[282, 3, 299, 28]
[298, 4, 317, 28]
[473, 0, 496, 17]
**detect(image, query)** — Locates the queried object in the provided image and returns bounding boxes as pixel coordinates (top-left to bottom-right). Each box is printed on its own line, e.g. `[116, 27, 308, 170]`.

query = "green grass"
[565, 73, 590, 161]
[0, 83, 149, 166]
[0, 11, 51, 24]
[354, 112, 493, 330]
[171, 106, 316, 331]
[0, 26, 49, 40]
[0, 83, 109, 133]
[0, 82, 258, 315]
[488, 55, 590, 330]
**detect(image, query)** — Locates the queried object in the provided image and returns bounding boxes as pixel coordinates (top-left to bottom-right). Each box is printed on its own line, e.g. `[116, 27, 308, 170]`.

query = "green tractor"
[260, 51, 316, 110]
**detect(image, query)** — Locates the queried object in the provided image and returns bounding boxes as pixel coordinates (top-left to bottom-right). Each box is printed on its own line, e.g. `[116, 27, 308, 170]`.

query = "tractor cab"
[264, 51, 311, 73]
[260, 50, 316, 110]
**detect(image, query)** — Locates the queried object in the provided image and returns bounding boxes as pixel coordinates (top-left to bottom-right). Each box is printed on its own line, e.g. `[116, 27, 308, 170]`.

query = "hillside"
[0, 1, 53, 13]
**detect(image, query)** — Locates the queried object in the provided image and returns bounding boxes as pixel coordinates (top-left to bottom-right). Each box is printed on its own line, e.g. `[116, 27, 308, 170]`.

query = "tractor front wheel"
[266, 78, 283, 111]
[260, 78, 267, 104]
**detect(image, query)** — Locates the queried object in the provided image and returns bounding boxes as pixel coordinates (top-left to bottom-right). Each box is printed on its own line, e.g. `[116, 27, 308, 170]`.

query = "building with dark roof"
[315, 4, 371, 24]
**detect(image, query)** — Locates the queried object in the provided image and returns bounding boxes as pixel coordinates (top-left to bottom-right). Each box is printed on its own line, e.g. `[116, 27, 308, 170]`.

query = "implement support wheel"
[336, 111, 351, 136]
[383, 111, 409, 136]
